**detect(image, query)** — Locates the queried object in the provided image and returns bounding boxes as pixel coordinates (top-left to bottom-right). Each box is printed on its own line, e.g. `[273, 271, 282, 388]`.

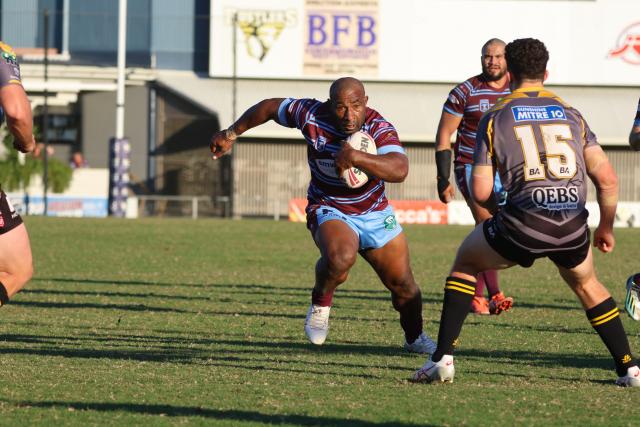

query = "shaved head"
[481, 38, 506, 55]
[328, 77, 368, 134]
[329, 77, 365, 101]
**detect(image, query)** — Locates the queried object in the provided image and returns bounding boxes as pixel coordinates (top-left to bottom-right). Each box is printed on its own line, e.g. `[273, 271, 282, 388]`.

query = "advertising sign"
[303, 0, 378, 77]
[210, 0, 640, 86]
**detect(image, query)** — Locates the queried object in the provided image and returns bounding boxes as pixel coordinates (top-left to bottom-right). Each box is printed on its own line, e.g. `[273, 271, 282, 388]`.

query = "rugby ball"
[341, 131, 377, 189]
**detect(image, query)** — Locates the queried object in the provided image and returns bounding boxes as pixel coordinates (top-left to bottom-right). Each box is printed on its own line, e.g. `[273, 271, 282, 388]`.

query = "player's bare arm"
[435, 111, 461, 203]
[629, 126, 640, 151]
[335, 144, 408, 183]
[210, 97, 285, 159]
[470, 164, 494, 204]
[585, 144, 618, 253]
[0, 84, 35, 153]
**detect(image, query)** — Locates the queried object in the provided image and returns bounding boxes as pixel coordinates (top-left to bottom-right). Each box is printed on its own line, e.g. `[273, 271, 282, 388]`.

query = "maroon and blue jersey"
[277, 98, 405, 215]
[443, 74, 510, 164]
[635, 98, 640, 127]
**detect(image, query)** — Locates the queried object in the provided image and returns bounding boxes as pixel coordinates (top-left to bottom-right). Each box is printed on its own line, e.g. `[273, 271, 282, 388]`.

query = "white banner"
[210, 0, 640, 86]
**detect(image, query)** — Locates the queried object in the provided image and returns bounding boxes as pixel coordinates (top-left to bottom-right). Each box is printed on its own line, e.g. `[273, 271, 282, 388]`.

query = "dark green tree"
[0, 127, 72, 193]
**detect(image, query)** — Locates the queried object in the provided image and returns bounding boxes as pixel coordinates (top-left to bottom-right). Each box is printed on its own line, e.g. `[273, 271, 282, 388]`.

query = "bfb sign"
[307, 14, 376, 47]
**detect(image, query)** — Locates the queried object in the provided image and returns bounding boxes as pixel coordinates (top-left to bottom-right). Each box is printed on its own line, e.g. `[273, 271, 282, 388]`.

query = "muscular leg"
[0, 223, 33, 302]
[311, 219, 359, 306]
[360, 232, 423, 343]
[557, 248, 636, 376]
[465, 192, 502, 297]
[432, 224, 515, 361]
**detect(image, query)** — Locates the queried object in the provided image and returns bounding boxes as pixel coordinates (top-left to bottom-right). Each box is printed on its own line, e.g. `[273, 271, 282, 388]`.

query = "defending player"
[0, 41, 35, 305]
[629, 97, 640, 151]
[209, 77, 436, 353]
[435, 38, 513, 315]
[414, 38, 640, 386]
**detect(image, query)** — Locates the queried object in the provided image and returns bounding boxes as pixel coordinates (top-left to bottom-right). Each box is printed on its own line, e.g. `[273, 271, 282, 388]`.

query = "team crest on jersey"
[479, 99, 490, 112]
[314, 136, 327, 151]
[383, 215, 397, 230]
[232, 9, 297, 61]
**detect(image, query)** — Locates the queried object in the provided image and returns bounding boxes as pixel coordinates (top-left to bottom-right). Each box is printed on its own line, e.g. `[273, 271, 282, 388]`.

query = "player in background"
[0, 41, 35, 306]
[209, 77, 436, 354]
[629, 98, 640, 151]
[414, 38, 640, 387]
[434, 38, 513, 315]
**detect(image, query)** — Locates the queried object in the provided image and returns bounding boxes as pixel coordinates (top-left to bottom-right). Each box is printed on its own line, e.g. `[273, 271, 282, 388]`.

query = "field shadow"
[30, 277, 425, 303]
[4, 400, 429, 426]
[456, 348, 613, 371]
[509, 300, 583, 311]
[22, 289, 212, 302]
[11, 300, 191, 314]
[32, 277, 207, 289]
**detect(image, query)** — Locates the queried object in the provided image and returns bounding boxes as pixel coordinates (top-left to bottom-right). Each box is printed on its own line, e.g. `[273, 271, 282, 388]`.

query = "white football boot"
[304, 304, 331, 345]
[615, 366, 640, 387]
[412, 355, 455, 383]
[404, 332, 437, 354]
[624, 275, 640, 321]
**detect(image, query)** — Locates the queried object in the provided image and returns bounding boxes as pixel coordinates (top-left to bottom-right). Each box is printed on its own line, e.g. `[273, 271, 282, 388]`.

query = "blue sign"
[511, 105, 567, 122]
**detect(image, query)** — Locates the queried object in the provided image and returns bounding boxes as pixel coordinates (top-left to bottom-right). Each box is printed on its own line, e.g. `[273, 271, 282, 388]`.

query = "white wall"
[210, 0, 640, 86]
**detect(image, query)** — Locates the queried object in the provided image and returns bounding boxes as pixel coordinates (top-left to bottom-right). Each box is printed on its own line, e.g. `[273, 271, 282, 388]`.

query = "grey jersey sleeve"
[473, 113, 494, 167]
[0, 42, 21, 88]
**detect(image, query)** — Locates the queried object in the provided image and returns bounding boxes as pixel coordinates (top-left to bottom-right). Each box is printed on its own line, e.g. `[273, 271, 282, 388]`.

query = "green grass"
[0, 217, 639, 426]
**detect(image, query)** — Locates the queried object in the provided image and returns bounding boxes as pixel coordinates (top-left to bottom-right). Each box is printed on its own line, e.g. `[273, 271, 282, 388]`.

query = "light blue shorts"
[311, 205, 403, 251]
[458, 163, 507, 206]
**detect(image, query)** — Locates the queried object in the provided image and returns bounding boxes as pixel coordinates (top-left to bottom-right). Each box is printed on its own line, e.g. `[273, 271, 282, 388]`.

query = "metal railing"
[135, 195, 223, 219]
[233, 142, 640, 217]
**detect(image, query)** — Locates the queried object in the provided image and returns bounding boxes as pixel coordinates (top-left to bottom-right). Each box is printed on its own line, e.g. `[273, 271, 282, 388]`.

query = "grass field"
[0, 216, 639, 426]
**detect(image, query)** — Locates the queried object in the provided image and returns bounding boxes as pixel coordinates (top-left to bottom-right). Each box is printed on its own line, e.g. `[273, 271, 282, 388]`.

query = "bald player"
[414, 38, 639, 387]
[0, 41, 35, 306]
[209, 77, 436, 353]
[435, 38, 513, 315]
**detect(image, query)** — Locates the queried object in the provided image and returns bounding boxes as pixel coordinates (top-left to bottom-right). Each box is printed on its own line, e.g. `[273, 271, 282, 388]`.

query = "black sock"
[394, 290, 423, 344]
[432, 276, 475, 362]
[0, 282, 8, 306]
[587, 297, 635, 376]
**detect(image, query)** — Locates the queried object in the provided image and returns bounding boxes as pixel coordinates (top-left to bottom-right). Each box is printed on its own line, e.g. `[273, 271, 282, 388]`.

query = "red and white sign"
[609, 22, 640, 65]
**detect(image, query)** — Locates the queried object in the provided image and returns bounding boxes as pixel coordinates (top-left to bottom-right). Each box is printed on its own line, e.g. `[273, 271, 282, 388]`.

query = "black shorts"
[483, 216, 590, 270]
[0, 191, 23, 235]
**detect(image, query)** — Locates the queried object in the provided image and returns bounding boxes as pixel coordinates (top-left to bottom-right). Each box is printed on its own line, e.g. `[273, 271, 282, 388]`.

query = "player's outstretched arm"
[585, 145, 618, 253]
[210, 98, 285, 159]
[629, 127, 640, 151]
[0, 84, 35, 153]
[435, 111, 461, 203]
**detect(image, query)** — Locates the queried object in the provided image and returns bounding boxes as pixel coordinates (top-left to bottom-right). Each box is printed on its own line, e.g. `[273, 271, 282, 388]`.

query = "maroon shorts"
[483, 216, 590, 270]
[0, 191, 23, 235]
